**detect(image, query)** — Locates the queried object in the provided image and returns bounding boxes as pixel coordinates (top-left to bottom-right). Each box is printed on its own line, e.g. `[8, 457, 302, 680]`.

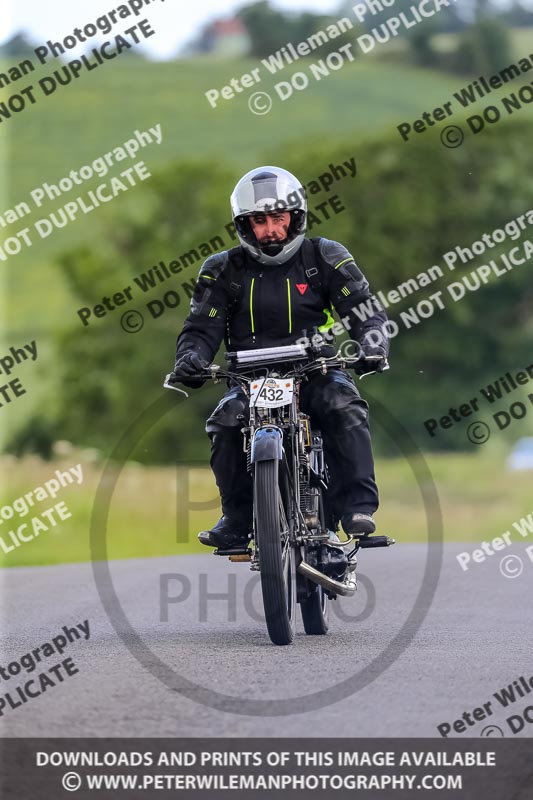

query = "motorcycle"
[165, 340, 395, 646]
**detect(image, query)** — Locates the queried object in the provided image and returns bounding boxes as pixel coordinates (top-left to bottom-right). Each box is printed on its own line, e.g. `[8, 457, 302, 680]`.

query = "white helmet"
[230, 166, 307, 265]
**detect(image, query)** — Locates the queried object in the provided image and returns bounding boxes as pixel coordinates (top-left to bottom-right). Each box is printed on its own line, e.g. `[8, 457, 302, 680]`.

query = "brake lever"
[356, 357, 390, 378]
[164, 365, 250, 397]
[163, 374, 189, 396]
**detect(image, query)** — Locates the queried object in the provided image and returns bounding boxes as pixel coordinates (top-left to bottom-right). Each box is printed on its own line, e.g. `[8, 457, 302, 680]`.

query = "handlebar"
[164, 348, 388, 392]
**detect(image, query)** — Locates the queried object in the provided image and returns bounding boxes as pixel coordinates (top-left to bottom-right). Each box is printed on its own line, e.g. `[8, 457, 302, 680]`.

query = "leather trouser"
[205, 370, 379, 524]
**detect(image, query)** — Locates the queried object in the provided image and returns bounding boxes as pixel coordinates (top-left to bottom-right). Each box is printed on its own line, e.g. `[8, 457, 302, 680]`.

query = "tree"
[0, 32, 36, 60]
[453, 14, 513, 75]
[503, 1, 533, 27]
[237, 1, 292, 58]
[237, 1, 347, 59]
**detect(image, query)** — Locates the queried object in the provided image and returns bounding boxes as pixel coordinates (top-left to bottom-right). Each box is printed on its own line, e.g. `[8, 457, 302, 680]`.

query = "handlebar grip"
[163, 367, 216, 389]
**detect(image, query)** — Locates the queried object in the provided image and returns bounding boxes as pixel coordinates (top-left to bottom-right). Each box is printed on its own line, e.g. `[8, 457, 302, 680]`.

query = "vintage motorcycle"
[165, 341, 395, 646]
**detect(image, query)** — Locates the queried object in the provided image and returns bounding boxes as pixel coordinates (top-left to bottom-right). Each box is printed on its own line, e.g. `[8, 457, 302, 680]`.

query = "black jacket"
[176, 237, 389, 362]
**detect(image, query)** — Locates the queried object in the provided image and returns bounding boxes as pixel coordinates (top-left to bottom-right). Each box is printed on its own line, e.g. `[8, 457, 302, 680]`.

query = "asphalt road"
[0, 543, 532, 738]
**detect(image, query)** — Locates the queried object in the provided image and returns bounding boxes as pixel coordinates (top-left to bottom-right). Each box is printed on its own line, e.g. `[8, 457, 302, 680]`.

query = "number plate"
[250, 378, 294, 408]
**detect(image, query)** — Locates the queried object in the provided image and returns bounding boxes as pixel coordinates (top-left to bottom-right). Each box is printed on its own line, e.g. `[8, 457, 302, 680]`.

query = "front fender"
[251, 427, 283, 463]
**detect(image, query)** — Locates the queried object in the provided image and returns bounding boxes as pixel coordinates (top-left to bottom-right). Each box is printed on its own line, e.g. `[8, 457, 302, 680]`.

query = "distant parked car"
[507, 437, 533, 471]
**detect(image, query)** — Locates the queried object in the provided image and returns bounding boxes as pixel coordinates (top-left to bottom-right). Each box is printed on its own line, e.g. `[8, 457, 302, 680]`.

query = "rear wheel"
[254, 458, 296, 646]
[300, 583, 329, 634]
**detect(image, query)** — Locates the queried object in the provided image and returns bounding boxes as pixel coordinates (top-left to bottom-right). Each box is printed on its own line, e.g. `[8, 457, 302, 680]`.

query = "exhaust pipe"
[298, 561, 356, 597]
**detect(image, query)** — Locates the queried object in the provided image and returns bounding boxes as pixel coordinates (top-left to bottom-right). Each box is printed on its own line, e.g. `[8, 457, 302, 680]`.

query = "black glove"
[359, 344, 388, 374]
[171, 352, 209, 386]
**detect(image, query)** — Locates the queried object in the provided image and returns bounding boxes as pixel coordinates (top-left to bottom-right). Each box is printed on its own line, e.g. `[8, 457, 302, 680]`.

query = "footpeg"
[357, 535, 396, 549]
[214, 547, 252, 558]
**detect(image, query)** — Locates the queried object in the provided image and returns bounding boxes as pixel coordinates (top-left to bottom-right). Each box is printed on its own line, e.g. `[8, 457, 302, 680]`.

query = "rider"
[172, 166, 390, 550]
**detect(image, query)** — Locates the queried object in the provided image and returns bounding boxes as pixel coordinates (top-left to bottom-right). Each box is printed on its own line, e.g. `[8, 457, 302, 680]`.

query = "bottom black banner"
[0, 738, 532, 799]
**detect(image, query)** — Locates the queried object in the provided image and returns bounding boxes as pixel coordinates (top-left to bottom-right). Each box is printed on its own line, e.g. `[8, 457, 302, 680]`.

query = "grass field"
[0, 449, 531, 568]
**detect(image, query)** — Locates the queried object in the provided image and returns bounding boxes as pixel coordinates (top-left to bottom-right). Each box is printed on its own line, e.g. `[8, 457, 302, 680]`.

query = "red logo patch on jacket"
[296, 283, 308, 295]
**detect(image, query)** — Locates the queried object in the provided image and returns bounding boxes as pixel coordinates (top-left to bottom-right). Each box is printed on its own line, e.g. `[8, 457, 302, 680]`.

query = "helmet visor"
[232, 170, 305, 216]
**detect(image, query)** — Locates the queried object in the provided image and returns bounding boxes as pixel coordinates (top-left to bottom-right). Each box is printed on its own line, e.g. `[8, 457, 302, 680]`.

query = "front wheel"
[254, 458, 296, 646]
[300, 484, 330, 635]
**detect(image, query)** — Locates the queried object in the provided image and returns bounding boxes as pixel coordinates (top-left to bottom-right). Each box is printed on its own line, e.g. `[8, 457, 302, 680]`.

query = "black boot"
[204, 429, 253, 546]
[341, 512, 376, 536]
[198, 516, 252, 549]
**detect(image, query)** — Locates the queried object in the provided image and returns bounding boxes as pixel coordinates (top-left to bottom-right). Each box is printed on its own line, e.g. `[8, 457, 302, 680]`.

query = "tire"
[254, 458, 296, 646]
[300, 584, 330, 635]
[300, 485, 330, 635]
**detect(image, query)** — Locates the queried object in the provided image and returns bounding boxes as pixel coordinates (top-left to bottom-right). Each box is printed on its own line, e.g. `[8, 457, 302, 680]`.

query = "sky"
[0, 0, 342, 60]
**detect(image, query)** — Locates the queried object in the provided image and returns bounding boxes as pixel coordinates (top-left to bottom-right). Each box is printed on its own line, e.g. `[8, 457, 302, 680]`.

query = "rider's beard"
[258, 234, 286, 244]
[259, 237, 286, 256]
[257, 231, 288, 254]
